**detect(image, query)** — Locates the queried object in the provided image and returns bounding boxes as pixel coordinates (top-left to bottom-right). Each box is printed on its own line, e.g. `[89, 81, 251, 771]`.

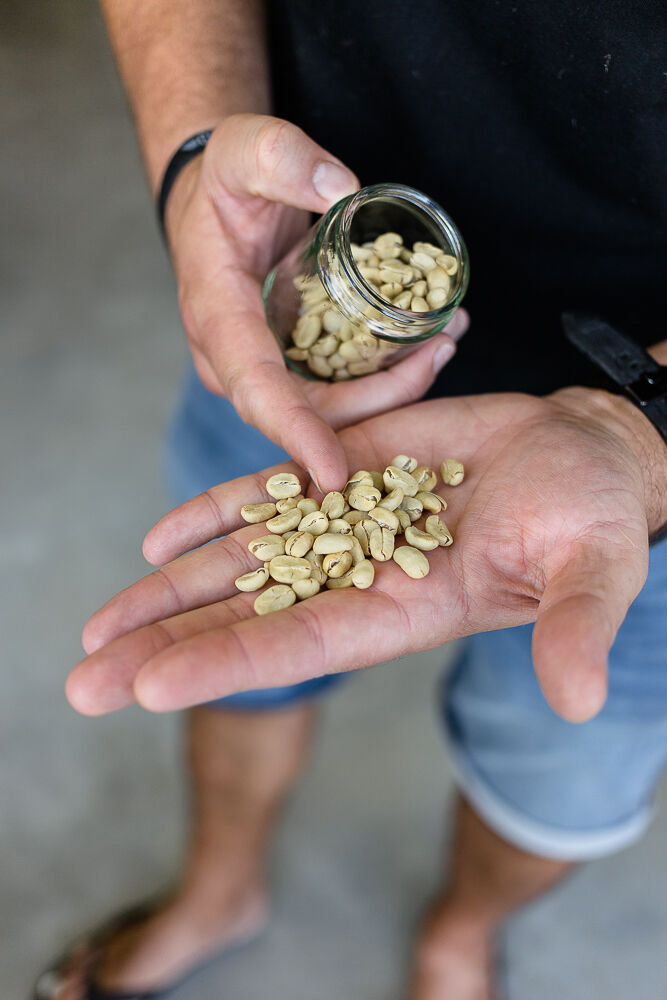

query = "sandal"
[32, 894, 269, 1000]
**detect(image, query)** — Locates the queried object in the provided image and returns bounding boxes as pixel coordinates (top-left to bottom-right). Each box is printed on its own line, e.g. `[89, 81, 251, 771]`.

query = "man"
[38, 2, 667, 998]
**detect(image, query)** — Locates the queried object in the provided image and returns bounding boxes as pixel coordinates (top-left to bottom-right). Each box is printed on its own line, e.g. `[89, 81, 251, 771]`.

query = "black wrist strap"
[562, 313, 667, 445]
[562, 312, 667, 545]
[157, 129, 213, 237]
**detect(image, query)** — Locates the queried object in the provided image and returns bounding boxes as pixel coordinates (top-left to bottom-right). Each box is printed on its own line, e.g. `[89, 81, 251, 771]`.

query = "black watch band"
[156, 129, 214, 237]
[562, 312, 667, 545]
[562, 312, 667, 445]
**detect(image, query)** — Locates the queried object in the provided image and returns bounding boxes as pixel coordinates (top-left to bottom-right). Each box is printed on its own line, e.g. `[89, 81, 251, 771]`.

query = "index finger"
[191, 265, 349, 493]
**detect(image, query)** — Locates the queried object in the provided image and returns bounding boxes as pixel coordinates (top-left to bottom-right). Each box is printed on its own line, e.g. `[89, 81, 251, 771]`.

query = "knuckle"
[253, 118, 296, 178]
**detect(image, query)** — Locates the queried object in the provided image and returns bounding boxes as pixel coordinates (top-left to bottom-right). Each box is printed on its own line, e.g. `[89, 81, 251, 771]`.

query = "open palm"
[68, 388, 652, 722]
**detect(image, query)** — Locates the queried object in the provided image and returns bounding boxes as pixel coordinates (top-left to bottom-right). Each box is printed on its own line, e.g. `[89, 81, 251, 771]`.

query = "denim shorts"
[167, 366, 667, 859]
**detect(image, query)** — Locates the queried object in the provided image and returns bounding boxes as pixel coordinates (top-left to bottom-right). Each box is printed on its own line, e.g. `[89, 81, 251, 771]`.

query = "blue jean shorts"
[167, 366, 667, 860]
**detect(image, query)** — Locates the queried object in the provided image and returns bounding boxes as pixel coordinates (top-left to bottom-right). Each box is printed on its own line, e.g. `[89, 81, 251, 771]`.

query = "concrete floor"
[2, 2, 666, 997]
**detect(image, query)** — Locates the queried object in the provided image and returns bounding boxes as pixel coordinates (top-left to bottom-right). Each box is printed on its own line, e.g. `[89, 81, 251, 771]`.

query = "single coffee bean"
[383, 465, 419, 497]
[424, 515, 454, 546]
[285, 531, 315, 558]
[390, 455, 418, 473]
[368, 506, 400, 532]
[305, 549, 327, 584]
[440, 458, 465, 486]
[351, 559, 375, 589]
[323, 550, 353, 578]
[266, 509, 302, 533]
[399, 495, 424, 522]
[413, 466, 438, 491]
[240, 502, 277, 523]
[265, 473, 302, 499]
[404, 526, 439, 551]
[292, 578, 321, 600]
[248, 535, 285, 560]
[293, 315, 322, 349]
[234, 566, 270, 592]
[320, 491, 346, 519]
[393, 545, 430, 579]
[297, 497, 320, 515]
[373, 232, 403, 258]
[381, 487, 405, 511]
[268, 555, 313, 583]
[313, 533, 355, 554]
[416, 491, 443, 513]
[348, 484, 381, 511]
[299, 510, 329, 535]
[328, 518, 353, 534]
[254, 584, 296, 615]
[369, 526, 395, 562]
[348, 536, 366, 565]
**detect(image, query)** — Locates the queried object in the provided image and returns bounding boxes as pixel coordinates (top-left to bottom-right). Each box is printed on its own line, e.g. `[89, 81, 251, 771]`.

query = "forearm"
[100, 0, 269, 191]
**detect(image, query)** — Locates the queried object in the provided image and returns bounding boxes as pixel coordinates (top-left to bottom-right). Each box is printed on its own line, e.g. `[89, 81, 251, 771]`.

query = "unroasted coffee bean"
[440, 459, 465, 486]
[404, 526, 439, 551]
[241, 502, 277, 523]
[424, 515, 454, 546]
[393, 545, 430, 579]
[299, 510, 329, 535]
[292, 578, 321, 600]
[254, 584, 296, 615]
[248, 534, 285, 560]
[320, 491, 346, 519]
[313, 533, 355, 554]
[351, 559, 375, 589]
[266, 509, 302, 533]
[285, 531, 315, 558]
[268, 555, 312, 583]
[322, 550, 353, 578]
[265, 473, 302, 499]
[234, 566, 270, 592]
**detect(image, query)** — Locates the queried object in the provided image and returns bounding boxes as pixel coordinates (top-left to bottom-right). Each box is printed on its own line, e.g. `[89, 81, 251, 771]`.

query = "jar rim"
[325, 182, 468, 338]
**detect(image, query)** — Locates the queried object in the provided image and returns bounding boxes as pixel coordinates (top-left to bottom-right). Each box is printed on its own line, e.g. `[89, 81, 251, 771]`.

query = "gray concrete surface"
[1, 2, 666, 998]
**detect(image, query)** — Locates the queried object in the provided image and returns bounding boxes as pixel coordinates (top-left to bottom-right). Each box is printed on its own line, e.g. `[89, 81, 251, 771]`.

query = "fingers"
[69, 592, 259, 715]
[72, 583, 420, 716]
[206, 114, 359, 214]
[307, 314, 469, 430]
[532, 534, 648, 722]
[142, 462, 304, 566]
[84, 526, 264, 654]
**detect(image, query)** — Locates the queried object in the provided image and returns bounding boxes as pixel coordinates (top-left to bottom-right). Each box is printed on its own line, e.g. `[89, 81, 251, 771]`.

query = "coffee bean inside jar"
[263, 183, 469, 382]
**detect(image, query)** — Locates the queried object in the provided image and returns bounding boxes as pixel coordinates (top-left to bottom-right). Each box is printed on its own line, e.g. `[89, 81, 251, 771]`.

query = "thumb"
[205, 114, 359, 213]
[531, 536, 647, 723]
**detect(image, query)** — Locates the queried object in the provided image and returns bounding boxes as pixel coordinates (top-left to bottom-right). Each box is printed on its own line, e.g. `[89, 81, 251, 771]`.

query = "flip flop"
[32, 894, 269, 1000]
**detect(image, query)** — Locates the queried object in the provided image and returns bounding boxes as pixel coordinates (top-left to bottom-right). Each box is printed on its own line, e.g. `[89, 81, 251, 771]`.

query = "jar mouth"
[318, 183, 469, 342]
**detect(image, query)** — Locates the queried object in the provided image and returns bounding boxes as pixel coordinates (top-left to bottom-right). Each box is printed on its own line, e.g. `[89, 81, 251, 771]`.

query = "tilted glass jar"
[263, 182, 469, 381]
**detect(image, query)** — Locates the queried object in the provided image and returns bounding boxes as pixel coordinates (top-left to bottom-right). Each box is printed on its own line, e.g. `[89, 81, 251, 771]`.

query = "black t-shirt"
[267, 1, 666, 395]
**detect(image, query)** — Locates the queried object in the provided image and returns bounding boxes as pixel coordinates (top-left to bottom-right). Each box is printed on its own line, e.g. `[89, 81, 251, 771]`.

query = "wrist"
[161, 154, 204, 250]
[555, 385, 667, 537]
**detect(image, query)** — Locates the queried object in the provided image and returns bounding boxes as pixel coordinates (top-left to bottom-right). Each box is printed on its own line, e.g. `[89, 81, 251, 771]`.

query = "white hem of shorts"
[445, 733, 655, 861]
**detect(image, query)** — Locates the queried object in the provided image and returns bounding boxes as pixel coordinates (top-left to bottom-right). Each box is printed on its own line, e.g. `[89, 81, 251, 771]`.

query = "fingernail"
[306, 467, 323, 494]
[312, 161, 357, 205]
[432, 339, 456, 374]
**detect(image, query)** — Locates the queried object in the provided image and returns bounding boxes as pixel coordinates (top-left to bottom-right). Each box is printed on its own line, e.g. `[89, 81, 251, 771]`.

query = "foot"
[36, 885, 269, 999]
[409, 907, 497, 1000]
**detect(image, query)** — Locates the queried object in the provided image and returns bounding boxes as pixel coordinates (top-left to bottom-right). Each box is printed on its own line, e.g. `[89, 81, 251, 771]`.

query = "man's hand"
[67, 386, 666, 723]
[164, 113, 467, 492]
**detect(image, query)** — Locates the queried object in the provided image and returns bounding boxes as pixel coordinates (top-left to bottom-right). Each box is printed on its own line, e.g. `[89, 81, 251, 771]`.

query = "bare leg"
[410, 794, 574, 1000]
[56, 702, 316, 997]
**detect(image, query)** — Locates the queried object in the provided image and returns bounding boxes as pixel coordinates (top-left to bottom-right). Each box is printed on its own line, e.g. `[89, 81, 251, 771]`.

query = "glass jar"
[263, 182, 469, 381]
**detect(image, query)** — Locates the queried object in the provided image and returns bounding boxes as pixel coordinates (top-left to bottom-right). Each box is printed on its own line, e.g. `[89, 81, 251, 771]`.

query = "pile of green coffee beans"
[285, 233, 459, 380]
[236, 456, 464, 615]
